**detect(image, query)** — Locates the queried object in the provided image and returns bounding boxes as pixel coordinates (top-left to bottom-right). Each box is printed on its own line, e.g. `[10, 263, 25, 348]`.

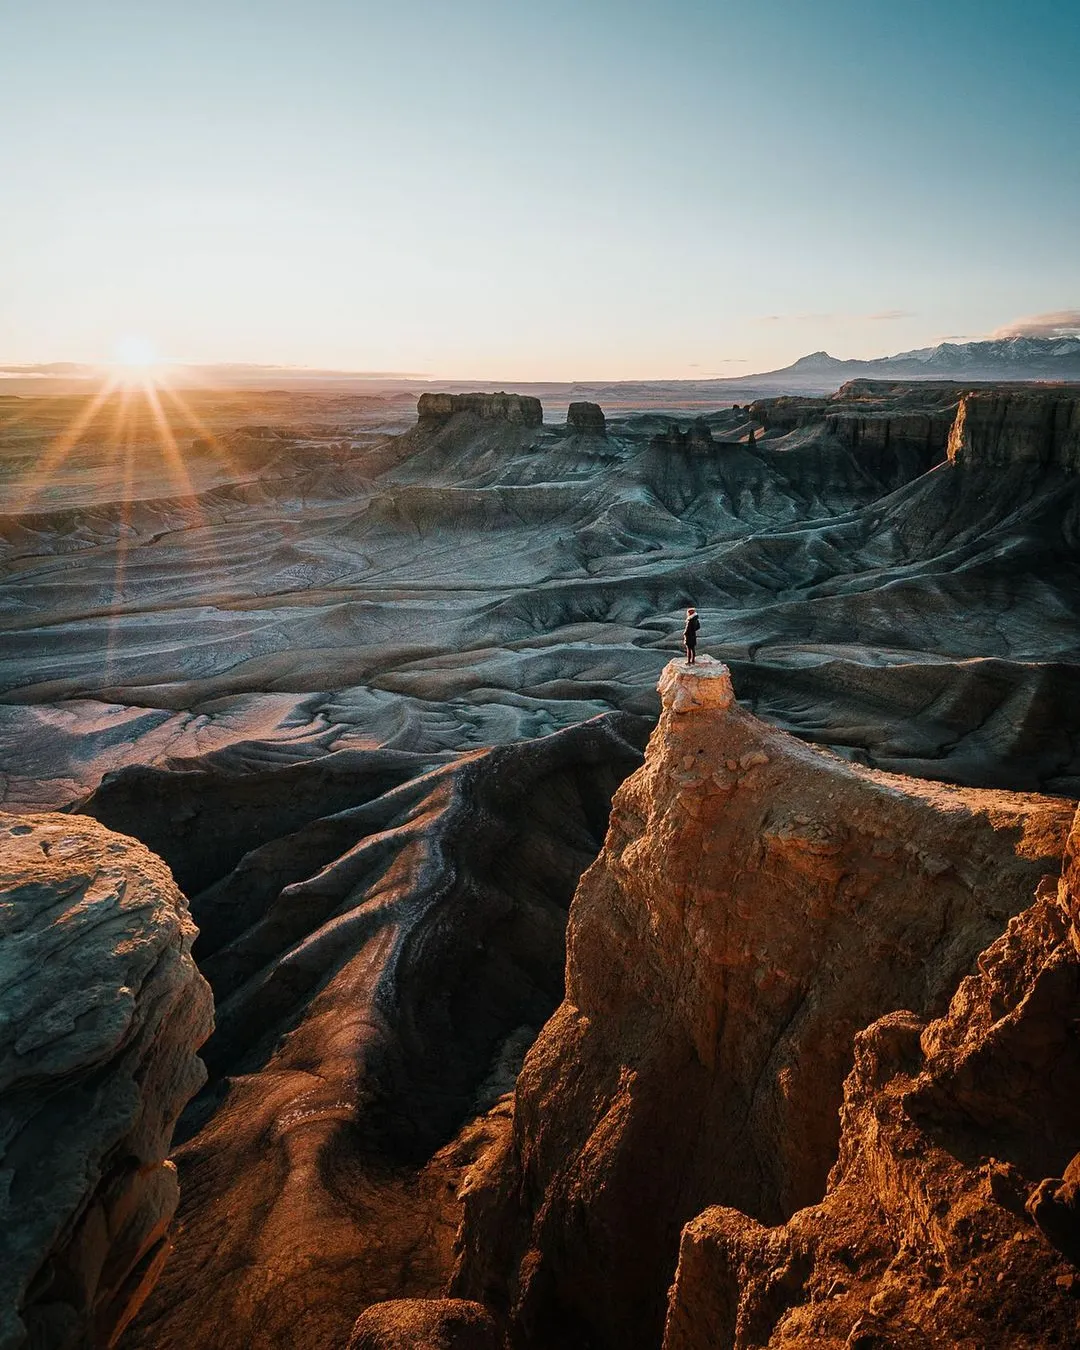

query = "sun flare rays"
[11, 357, 247, 516]
[8, 356, 255, 680]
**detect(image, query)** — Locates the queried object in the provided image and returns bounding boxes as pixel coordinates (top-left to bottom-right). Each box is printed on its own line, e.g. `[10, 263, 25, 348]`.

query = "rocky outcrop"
[747, 396, 829, 433]
[821, 408, 952, 476]
[752, 384, 959, 480]
[947, 389, 1080, 472]
[0, 812, 212, 1350]
[566, 402, 607, 437]
[451, 661, 1075, 1349]
[347, 1298, 504, 1350]
[664, 803, 1080, 1349]
[649, 419, 716, 452]
[417, 393, 544, 428]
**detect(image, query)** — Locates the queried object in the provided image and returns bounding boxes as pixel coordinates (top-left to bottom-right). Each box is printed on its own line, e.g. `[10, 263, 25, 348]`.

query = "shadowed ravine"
[96, 715, 646, 1349]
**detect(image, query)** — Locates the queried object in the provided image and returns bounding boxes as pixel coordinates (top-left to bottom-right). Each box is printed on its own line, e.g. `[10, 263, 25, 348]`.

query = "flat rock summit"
[1, 381, 1078, 1348]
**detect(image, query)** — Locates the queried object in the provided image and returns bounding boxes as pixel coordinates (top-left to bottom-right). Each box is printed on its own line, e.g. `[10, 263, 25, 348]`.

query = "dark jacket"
[683, 614, 700, 643]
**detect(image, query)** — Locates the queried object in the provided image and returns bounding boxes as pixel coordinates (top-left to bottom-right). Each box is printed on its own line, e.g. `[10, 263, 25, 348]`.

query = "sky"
[1, 0, 1078, 381]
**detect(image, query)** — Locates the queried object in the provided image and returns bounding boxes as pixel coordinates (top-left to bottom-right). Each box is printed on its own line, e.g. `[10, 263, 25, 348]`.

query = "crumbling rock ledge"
[417, 393, 544, 428]
[656, 653, 735, 712]
[347, 1298, 504, 1350]
[664, 803, 1080, 1349]
[0, 813, 212, 1350]
[451, 661, 1075, 1350]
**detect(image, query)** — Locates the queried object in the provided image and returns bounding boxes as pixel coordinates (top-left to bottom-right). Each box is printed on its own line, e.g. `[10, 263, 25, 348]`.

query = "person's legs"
[685, 641, 696, 665]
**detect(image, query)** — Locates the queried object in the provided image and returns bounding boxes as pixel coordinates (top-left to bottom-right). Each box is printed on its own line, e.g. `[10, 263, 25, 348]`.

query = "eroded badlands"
[1, 382, 1078, 1348]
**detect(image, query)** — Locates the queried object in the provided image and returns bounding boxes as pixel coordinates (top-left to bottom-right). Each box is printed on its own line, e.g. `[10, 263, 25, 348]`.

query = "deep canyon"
[1, 379, 1079, 1348]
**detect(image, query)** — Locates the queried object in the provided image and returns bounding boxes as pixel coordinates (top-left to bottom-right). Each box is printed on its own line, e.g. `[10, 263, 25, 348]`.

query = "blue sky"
[1, 0, 1078, 378]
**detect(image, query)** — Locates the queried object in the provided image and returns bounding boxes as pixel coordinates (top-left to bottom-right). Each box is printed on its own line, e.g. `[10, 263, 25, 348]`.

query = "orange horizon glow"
[9, 357, 248, 679]
[11, 357, 241, 513]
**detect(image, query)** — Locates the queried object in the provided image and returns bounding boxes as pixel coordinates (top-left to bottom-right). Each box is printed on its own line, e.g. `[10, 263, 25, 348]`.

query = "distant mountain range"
[739, 335, 1080, 392]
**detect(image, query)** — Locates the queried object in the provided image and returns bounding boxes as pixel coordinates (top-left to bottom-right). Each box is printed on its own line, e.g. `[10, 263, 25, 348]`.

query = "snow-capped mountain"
[891, 336, 1080, 367]
[743, 335, 1080, 392]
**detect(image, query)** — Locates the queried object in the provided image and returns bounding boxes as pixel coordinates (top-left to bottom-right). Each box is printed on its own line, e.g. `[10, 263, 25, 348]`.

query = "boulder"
[347, 1298, 504, 1350]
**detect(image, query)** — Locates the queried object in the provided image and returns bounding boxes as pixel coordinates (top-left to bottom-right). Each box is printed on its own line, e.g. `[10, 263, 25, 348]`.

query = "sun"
[108, 335, 165, 385]
[14, 334, 244, 525]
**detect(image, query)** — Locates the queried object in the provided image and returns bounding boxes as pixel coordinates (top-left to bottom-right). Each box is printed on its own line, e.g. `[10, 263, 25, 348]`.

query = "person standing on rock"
[683, 607, 700, 664]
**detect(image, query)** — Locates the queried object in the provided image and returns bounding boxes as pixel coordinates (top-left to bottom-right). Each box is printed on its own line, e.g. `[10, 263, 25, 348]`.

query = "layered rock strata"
[947, 389, 1080, 472]
[417, 393, 544, 427]
[0, 813, 212, 1350]
[664, 804, 1080, 1348]
[566, 402, 607, 437]
[752, 381, 961, 481]
[452, 660, 1075, 1350]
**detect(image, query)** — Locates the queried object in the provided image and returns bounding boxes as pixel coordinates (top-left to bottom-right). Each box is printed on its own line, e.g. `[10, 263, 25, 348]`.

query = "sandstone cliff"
[947, 389, 1080, 472]
[417, 393, 544, 428]
[664, 805, 1080, 1349]
[452, 661, 1075, 1349]
[0, 813, 212, 1350]
[751, 383, 960, 483]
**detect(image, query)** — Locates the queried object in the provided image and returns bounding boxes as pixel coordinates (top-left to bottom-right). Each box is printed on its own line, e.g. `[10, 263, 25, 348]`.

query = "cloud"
[991, 309, 1080, 339]
[0, 363, 94, 376]
[754, 310, 914, 324]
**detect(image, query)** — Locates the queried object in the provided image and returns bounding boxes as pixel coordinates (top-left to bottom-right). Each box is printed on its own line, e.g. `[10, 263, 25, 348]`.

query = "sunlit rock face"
[0, 812, 212, 1350]
[947, 389, 1080, 471]
[657, 654, 735, 712]
[451, 661, 1075, 1350]
[664, 805, 1080, 1350]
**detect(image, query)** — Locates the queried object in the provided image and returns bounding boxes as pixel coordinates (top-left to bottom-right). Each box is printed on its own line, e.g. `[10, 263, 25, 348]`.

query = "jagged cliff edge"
[449, 658, 1079, 1350]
